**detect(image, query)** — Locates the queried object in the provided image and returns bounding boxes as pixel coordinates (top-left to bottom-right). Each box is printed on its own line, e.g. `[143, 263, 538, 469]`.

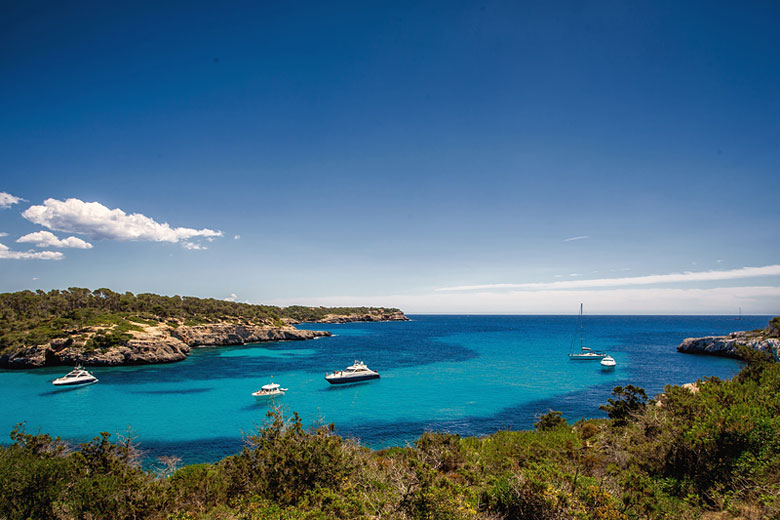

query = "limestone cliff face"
[170, 324, 330, 346]
[0, 324, 330, 369]
[305, 310, 410, 324]
[677, 324, 780, 360]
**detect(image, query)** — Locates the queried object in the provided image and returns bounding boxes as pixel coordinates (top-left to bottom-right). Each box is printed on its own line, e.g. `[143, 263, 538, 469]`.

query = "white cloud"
[22, 198, 222, 247]
[234, 234, 240, 240]
[182, 242, 206, 250]
[563, 235, 589, 242]
[17, 230, 93, 249]
[0, 243, 63, 260]
[0, 232, 7, 237]
[0, 192, 25, 209]
[224, 293, 238, 302]
[436, 264, 780, 292]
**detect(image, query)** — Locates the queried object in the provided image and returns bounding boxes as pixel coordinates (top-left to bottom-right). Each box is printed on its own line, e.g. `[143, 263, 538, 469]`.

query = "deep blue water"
[0, 315, 767, 465]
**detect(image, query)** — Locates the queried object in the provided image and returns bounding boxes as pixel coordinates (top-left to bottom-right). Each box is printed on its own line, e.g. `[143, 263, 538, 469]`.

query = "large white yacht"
[325, 360, 380, 384]
[52, 366, 98, 387]
[252, 383, 287, 400]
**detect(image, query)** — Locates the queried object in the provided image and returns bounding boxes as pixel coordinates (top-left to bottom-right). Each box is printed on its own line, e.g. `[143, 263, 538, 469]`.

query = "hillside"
[0, 288, 407, 368]
[3, 347, 780, 519]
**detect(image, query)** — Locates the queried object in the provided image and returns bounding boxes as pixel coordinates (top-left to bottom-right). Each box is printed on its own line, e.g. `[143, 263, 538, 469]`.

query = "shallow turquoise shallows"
[0, 315, 762, 464]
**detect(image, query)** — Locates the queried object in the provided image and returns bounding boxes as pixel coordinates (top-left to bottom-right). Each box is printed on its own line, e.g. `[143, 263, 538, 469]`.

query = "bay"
[0, 314, 766, 464]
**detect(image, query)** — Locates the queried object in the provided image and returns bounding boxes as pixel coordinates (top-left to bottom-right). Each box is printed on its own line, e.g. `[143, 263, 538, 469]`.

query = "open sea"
[0, 314, 768, 465]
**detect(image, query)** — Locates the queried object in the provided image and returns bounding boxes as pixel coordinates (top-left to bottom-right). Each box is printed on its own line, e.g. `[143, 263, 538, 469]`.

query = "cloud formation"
[436, 265, 780, 292]
[22, 198, 222, 245]
[224, 293, 238, 302]
[0, 243, 63, 260]
[17, 231, 93, 249]
[563, 235, 589, 242]
[0, 192, 25, 209]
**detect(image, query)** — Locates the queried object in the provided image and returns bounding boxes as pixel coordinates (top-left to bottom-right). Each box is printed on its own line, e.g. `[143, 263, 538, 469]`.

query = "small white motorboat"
[52, 365, 98, 387]
[325, 360, 380, 384]
[600, 355, 617, 368]
[252, 383, 287, 400]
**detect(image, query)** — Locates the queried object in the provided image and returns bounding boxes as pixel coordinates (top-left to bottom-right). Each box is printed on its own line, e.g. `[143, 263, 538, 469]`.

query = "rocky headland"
[297, 309, 409, 324]
[0, 323, 331, 369]
[0, 288, 411, 369]
[677, 317, 780, 360]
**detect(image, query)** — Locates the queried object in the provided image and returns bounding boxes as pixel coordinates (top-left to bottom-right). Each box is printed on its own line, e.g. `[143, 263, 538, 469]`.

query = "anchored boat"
[52, 365, 98, 387]
[325, 360, 380, 384]
[252, 383, 287, 400]
[568, 304, 607, 360]
[600, 355, 617, 368]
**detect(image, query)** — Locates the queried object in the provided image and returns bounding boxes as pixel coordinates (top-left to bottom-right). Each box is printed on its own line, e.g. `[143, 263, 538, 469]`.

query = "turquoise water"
[0, 315, 765, 464]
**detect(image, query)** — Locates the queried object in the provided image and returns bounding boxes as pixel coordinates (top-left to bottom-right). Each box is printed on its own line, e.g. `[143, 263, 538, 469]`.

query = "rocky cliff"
[677, 317, 780, 360]
[310, 310, 409, 324]
[0, 324, 330, 369]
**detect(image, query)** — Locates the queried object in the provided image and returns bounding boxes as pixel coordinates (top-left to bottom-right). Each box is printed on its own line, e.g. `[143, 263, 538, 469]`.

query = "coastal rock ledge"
[307, 310, 409, 324]
[677, 318, 780, 360]
[0, 325, 331, 369]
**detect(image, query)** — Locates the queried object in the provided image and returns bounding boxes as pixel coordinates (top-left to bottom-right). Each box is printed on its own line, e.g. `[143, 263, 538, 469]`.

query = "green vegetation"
[0, 288, 401, 355]
[279, 305, 400, 323]
[4, 354, 780, 519]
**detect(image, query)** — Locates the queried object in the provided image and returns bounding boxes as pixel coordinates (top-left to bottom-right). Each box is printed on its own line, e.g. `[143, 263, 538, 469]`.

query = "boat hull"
[253, 393, 284, 400]
[325, 374, 380, 385]
[52, 378, 98, 387]
[568, 355, 606, 361]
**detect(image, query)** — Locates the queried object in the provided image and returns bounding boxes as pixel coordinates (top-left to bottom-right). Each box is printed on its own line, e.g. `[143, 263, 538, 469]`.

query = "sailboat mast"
[580, 303, 583, 348]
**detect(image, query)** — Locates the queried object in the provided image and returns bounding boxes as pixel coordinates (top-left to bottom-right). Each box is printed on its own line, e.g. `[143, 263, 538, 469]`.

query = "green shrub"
[535, 410, 567, 431]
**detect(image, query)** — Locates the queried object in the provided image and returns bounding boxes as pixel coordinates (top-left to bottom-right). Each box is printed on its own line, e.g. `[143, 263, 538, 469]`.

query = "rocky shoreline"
[303, 310, 409, 324]
[0, 324, 331, 369]
[677, 318, 780, 360]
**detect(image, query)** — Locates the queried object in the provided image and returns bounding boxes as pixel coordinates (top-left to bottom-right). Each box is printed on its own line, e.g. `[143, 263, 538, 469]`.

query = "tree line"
[0, 288, 400, 353]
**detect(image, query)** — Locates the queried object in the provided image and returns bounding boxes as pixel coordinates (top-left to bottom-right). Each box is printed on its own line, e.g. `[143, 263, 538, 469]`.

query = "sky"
[1, 0, 779, 314]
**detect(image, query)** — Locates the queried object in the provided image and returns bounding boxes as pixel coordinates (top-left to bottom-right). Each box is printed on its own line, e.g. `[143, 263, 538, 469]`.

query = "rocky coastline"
[677, 317, 780, 360]
[0, 324, 331, 369]
[302, 310, 409, 324]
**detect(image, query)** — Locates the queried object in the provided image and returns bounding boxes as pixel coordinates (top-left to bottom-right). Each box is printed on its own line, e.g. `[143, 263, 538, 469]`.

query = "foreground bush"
[4, 359, 780, 519]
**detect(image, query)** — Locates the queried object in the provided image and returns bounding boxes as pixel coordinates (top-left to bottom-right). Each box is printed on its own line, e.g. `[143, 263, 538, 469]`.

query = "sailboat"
[568, 304, 607, 360]
[736, 307, 743, 321]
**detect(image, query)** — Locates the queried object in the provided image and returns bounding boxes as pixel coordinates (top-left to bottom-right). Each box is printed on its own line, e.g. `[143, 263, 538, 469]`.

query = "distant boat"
[252, 383, 287, 400]
[52, 365, 98, 387]
[736, 307, 743, 320]
[568, 304, 607, 360]
[325, 360, 380, 384]
[600, 355, 616, 368]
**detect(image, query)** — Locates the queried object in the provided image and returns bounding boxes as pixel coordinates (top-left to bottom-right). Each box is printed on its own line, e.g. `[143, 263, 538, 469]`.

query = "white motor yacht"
[252, 383, 287, 400]
[52, 365, 98, 387]
[600, 355, 617, 368]
[325, 360, 380, 384]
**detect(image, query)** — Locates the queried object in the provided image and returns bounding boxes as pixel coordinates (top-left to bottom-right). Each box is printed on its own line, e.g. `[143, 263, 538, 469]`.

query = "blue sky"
[1, 1, 779, 314]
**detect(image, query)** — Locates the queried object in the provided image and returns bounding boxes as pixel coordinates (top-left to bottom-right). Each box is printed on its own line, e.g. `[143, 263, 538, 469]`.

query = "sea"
[0, 315, 768, 465]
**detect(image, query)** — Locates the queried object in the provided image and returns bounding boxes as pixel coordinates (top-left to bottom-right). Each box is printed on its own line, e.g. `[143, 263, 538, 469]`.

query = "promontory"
[677, 316, 780, 360]
[0, 288, 408, 368]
